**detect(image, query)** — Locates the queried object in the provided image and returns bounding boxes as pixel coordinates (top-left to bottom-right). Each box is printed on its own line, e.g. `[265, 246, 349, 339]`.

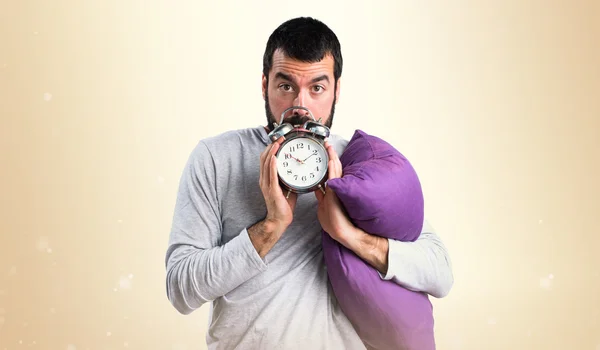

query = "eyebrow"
[274, 72, 330, 84]
[310, 74, 330, 84]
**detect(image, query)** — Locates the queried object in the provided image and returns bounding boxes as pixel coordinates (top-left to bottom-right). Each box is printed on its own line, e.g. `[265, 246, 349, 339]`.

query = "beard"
[264, 82, 337, 133]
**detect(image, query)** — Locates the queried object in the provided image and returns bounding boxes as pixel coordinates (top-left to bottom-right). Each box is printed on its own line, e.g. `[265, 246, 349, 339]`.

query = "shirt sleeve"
[164, 141, 268, 315]
[377, 219, 454, 298]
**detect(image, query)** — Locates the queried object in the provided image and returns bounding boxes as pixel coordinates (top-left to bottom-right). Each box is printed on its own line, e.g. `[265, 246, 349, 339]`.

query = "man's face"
[263, 49, 340, 131]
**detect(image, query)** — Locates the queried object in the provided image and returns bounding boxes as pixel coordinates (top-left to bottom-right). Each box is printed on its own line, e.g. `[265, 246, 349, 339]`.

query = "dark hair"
[262, 17, 343, 83]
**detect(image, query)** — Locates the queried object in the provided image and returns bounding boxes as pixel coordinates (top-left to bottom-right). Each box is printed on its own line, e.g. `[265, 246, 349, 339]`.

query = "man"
[165, 17, 453, 350]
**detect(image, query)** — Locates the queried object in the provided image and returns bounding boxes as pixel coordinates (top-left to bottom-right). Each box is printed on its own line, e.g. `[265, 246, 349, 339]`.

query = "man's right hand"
[249, 137, 298, 258]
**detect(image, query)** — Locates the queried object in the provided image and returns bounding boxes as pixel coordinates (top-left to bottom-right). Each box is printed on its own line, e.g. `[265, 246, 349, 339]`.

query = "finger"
[334, 155, 342, 178]
[328, 189, 348, 217]
[328, 143, 342, 178]
[261, 145, 277, 192]
[269, 138, 285, 184]
[271, 135, 285, 154]
[260, 144, 271, 187]
[326, 141, 340, 163]
[260, 143, 272, 175]
[315, 188, 324, 203]
[262, 138, 285, 193]
[263, 143, 278, 180]
[270, 141, 281, 158]
[269, 153, 279, 189]
[267, 140, 282, 170]
[328, 187, 339, 203]
[260, 141, 272, 165]
[324, 142, 340, 177]
[328, 158, 341, 180]
[261, 136, 283, 167]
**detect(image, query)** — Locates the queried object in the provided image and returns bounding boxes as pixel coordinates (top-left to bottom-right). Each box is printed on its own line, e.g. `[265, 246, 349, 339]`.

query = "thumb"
[315, 187, 324, 203]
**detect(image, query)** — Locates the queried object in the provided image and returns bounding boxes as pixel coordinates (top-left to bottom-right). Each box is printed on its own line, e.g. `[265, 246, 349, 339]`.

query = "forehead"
[270, 49, 334, 80]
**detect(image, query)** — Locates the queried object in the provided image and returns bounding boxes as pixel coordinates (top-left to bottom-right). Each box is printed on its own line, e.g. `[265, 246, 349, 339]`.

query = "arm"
[319, 195, 453, 298]
[376, 220, 454, 298]
[165, 141, 267, 315]
[316, 142, 454, 299]
[165, 138, 295, 315]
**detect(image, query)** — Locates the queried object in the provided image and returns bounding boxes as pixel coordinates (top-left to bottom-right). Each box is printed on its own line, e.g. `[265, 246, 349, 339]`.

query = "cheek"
[317, 95, 334, 108]
[268, 91, 290, 112]
[312, 94, 335, 115]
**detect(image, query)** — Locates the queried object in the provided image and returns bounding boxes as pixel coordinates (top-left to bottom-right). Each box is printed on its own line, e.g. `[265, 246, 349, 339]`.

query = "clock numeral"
[283, 161, 289, 167]
[285, 153, 291, 160]
[294, 175, 298, 181]
[289, 146, 296, 152]
[301, 176, 307, 182]
[310, 173, 315, 178]
[316, 157, 322, 163]
[298, 143, 304, 149]
[315, 166, 320, 172]
[312, 149, 317, 155]
[308, 144, 311, 150]
[286, 169, 292, 175]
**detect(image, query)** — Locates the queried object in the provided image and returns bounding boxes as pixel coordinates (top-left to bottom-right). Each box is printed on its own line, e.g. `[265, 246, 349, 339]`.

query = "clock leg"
[318, 184, 326, 195]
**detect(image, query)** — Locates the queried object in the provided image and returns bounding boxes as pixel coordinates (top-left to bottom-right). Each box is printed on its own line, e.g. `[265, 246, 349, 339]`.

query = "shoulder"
[200, 126, 267, 148]
[189, 126, 267, 158]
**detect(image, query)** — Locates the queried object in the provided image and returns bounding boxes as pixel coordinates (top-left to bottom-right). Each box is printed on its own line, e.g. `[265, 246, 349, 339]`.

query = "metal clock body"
[267, 106, 331, 195]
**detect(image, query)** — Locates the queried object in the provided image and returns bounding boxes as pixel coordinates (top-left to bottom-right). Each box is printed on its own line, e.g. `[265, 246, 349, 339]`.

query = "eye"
[312, 85, 324, 93]
[278, 84, 294, 92]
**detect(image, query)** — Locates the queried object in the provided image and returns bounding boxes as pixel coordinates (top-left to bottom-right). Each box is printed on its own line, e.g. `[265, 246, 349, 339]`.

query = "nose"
[292, 90, 310, 117]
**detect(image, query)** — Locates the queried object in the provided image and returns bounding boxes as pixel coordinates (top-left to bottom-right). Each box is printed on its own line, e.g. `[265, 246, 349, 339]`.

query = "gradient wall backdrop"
[1, 1, 599, 349]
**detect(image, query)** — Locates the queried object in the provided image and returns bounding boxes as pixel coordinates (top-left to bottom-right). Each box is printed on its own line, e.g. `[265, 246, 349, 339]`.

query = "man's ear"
[335, 77, 341, 104]
[262, 74, 267, 100]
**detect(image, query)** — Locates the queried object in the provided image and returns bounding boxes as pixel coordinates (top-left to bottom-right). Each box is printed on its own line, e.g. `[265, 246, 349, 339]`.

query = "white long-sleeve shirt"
[165, 125, 454, 350]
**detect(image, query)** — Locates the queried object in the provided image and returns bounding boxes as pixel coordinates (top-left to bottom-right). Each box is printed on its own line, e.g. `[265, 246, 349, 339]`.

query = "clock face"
[276, 136, 328, 191]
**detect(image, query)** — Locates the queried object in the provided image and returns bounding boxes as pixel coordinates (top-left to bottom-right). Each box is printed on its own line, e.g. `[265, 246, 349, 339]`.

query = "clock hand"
[286, 153, 305, 164]
[302, 153, 316, 162]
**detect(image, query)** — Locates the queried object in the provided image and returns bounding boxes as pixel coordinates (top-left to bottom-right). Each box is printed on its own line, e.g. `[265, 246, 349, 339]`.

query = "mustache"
[284, 114, 312, 126]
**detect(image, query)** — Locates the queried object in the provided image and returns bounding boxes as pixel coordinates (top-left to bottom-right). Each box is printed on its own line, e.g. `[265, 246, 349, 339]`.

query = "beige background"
[1, 0, 599, 349]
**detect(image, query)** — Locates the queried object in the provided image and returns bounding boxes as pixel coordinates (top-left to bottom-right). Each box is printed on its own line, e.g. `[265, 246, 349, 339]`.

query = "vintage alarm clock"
[267, 106, 330, 197]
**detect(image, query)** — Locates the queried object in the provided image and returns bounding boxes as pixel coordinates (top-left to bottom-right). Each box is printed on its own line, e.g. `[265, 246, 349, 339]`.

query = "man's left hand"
[315, 141, 357, 245]
[315, 141, 390, 275]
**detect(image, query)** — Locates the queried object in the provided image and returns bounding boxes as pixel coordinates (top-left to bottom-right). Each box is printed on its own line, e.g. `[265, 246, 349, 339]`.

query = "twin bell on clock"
[267, 106, 331, 197]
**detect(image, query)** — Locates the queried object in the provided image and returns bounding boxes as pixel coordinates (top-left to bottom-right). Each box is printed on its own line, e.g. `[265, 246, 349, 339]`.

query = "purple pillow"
[322, 129, 435, 350]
